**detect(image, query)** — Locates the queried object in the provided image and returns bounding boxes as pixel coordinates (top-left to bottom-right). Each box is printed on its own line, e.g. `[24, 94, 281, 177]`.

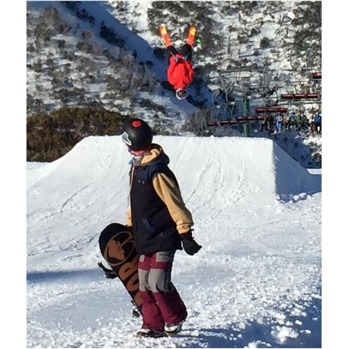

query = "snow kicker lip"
[105, 231, 134, 266]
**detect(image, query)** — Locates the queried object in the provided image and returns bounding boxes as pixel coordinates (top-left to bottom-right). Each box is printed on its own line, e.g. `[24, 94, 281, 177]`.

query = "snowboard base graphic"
[98, 223, 142, 314]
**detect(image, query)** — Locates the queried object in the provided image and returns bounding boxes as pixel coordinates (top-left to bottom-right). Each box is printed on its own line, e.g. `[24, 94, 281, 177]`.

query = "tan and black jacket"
[126, 144, 193, 255]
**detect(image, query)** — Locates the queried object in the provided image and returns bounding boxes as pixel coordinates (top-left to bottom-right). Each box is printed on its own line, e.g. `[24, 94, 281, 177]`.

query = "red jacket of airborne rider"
[167, 54, 194, 91]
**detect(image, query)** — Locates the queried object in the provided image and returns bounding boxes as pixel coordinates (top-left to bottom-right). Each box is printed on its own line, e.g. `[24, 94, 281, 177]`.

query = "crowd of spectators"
[259, 110, 322, 135]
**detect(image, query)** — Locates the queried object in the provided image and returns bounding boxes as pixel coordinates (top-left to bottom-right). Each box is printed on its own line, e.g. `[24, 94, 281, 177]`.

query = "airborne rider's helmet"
[176, 89, 187, 100]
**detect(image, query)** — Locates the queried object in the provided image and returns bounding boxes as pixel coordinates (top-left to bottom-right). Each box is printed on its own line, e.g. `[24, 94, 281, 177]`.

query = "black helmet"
[121, 118, 153, 151]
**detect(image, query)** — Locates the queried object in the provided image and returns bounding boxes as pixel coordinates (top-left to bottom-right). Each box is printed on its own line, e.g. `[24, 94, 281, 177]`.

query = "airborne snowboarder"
[159, 24, 197, 100]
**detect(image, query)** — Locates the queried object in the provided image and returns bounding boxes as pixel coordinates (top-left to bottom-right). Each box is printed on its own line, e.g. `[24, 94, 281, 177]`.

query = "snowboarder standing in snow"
[160, 25, 196, 100]
[121, 118, 202, 338]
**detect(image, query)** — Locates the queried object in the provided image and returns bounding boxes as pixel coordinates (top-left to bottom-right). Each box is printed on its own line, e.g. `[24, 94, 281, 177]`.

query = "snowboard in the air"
[98, 223, 142, 315]
[159, 24, 197, 47]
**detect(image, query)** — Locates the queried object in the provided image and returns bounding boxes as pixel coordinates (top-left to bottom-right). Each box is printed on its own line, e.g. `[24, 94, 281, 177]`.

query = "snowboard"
[98, 223, 142, 315]
[159, 24, 172, 47]
[159, 24, 197, 48]
[187, 25, 197, 46]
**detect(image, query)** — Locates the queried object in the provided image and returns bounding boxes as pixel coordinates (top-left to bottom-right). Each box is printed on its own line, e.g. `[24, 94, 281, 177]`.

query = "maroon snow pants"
[138, 251, 187, 332]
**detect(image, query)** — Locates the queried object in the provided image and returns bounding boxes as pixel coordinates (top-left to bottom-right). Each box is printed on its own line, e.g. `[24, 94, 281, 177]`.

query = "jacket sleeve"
[152, 172, 193, 235]
[186, 62, 194, 84]
[126, 206, 132, 228]
[167, 57, 177, 85]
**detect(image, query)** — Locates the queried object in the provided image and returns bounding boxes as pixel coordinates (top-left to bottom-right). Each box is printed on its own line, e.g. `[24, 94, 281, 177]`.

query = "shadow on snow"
[27, 269, 321, 348]
[27, 268, 101, 284]
[181, 297, 321, 348]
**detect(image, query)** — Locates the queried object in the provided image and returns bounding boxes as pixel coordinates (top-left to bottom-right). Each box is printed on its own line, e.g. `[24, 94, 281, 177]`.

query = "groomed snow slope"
[27, 136, 321, 348]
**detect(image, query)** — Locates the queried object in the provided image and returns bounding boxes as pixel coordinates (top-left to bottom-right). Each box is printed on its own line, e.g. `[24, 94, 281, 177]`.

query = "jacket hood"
[140, 144, 170, 166]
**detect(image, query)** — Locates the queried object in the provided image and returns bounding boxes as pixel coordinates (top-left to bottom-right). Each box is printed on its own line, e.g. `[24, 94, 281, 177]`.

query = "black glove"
[180, 230, 202, 256]
[97, 262, 118, 279]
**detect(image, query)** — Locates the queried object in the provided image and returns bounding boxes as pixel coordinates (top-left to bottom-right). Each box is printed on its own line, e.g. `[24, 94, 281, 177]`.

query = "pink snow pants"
[138, 251, 187, 331]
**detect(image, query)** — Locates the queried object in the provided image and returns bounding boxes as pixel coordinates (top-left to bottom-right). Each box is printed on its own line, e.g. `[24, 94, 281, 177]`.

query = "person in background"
[307, 113, 314, 133]
[275, 113, 283, 133]
[295, 111, 303, 131]
[121, 118, 202, 338]
[282, 114, 290, 131]
[313, 111, 322, 134]
[289, 111, 296, 130]
[266, 114, 274, 133]
[299, 111, 309, 132]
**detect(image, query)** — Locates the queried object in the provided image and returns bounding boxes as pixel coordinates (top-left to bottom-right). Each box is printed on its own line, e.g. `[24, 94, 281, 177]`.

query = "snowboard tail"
[159, 24, 172, 47]
[187, 25, 197, 46]
[98, 223, 142, 314]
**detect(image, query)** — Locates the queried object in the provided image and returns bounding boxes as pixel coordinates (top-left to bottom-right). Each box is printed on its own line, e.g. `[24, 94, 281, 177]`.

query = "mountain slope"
[27, 1, 321, 124]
